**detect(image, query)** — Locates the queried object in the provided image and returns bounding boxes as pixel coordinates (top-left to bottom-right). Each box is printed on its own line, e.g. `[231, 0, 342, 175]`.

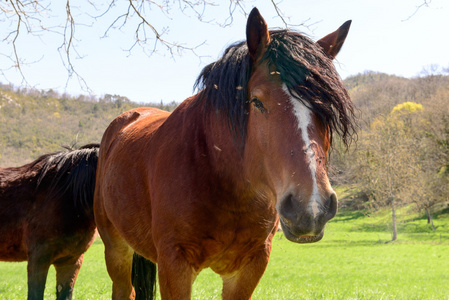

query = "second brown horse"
[0, 144, 99, 299]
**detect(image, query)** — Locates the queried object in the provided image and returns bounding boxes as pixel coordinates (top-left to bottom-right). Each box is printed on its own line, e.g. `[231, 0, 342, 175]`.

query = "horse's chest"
[198, 223, 273, 274]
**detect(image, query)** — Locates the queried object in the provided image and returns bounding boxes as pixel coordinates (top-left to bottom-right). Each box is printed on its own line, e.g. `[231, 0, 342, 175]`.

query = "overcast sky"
[0, 0, 448, 103]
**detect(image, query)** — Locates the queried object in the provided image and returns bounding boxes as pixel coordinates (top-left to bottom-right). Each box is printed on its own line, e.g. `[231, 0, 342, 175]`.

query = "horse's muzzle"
[277, 192, 337, 243]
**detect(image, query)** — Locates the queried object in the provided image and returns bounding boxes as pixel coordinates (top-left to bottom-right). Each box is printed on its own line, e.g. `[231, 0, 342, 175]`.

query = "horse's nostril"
[279, 194, 297, 221]
[325, 192, 338, 221]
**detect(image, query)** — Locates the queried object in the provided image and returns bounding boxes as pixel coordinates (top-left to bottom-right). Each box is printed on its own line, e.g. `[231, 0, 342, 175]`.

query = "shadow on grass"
[332, 210, 369, 223]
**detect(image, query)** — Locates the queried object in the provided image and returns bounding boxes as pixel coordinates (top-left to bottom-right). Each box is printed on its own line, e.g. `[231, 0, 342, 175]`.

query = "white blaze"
[283, 85, 321, 218]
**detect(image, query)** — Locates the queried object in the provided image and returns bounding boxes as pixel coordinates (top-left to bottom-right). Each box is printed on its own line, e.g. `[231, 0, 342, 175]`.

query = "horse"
[0, 144, 99, 300]
[94, 8, 356, 300]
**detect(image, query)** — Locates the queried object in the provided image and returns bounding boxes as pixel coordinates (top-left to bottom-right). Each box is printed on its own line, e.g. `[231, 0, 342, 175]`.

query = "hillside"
[0, 84, 177, 166]
[345, 71, 449, 122]
[334, 71, 449, 237]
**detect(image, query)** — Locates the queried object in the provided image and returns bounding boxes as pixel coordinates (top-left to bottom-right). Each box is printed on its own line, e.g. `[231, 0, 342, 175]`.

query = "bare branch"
[128, 0, 162, 41]
[125, 0, 205, 57]
[270, 0, 288, 28]
[7, 0, 29, 85]
[57, 0, 90, 92]
[1, 0, 59, 86]
[91, 0, 117, 20]
[402, 0, 432, 22]
[0, 0, 301, 91]
[220, 0, 245, 28]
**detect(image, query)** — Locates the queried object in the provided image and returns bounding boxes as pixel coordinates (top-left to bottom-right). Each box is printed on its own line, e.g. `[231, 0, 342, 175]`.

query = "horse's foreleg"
[157, 250, 196, 300]
[220, 249, 271, 300]
[27, 254, 51, 300]
[53, 255, 84, 300]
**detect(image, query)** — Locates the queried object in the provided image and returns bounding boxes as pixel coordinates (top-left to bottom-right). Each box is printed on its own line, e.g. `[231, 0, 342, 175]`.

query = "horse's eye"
[250, 97, 266, 113]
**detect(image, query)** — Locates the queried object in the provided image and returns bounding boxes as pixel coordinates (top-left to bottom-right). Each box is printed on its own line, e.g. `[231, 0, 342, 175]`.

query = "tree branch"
[57, 0, 90, 91]
[0, 0, 296, 91]
[402, 0, 431, 22]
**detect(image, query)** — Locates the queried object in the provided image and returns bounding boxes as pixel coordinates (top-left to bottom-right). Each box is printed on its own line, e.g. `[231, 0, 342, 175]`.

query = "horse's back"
[100, 107, 170, 156]
[97, 106, 170, 189]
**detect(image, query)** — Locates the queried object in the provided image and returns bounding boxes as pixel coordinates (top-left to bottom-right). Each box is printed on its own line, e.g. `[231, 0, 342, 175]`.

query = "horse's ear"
[246, 7, 270, 62]
[316, 20, 351, 59]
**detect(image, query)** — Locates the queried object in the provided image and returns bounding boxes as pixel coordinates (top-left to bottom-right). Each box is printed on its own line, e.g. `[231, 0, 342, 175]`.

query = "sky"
[0, 0, 448, 104]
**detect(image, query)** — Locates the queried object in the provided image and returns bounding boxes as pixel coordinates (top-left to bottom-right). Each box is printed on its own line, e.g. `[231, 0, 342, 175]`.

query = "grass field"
[1, 204, 449, 299]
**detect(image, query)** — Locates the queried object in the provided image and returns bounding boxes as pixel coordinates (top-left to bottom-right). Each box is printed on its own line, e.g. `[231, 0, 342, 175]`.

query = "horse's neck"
[166, 96, 249, 195]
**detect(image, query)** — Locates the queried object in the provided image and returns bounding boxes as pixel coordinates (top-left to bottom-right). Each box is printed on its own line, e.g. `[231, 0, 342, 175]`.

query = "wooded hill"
[1, 72, 448, 238]
[0, 84, 177, 166]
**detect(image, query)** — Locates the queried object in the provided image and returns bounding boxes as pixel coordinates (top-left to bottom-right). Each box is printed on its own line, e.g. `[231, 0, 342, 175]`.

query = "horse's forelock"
[264, 30, 356, 148]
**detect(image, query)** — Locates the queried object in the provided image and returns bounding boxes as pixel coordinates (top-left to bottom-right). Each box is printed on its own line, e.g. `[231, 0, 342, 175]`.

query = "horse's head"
[243, 8, 354, 243]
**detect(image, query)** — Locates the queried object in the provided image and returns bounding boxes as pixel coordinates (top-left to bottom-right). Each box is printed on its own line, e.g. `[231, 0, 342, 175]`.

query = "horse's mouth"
[279, 218, 325, 244]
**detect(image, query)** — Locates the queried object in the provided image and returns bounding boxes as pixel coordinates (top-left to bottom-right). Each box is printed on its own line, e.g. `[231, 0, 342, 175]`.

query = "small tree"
[356, 102, 424, 240]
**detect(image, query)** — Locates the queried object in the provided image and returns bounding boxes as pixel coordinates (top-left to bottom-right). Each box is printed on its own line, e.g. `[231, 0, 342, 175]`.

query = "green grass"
[1, 209, 449, 299]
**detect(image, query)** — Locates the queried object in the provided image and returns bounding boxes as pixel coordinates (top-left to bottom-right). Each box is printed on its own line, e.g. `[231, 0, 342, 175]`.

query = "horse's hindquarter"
[95, 107, 170, 261]
[0, 168, 30, 260]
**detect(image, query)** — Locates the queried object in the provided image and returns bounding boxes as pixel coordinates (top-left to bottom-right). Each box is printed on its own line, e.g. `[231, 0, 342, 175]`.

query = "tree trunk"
[426, 208, 436, 231]
[391, 198, 397, 241]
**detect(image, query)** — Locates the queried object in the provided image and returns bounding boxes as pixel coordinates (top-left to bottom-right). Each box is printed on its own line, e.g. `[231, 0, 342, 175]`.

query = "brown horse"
[94, 8, 356, 300]
[0, 144, 99, 300]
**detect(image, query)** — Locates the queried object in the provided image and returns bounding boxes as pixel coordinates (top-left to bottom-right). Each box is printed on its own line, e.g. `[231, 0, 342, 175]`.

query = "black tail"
[132, 252, 157, 300]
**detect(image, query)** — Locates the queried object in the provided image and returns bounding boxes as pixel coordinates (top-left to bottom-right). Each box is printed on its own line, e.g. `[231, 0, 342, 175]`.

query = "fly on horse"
[0, 144, 99, 300]
[94, 8, 355, 299]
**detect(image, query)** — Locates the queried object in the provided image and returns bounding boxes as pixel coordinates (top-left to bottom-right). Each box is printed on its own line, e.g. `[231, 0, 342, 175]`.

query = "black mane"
[194, 29, 356, 148]
[194, 41, 251, 142]
[35, 144, 99, 212]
